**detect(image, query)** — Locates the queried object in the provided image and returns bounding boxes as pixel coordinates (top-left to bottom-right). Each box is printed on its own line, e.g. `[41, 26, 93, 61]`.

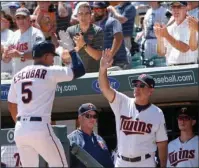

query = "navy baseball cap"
[132, 74, 155, 88]
[32, 41, 58, 59]
[78, 103, 98, 116]
[91, 2, 109, 9]
[177, 107, 196, 119]
[170, 1, 188, 6]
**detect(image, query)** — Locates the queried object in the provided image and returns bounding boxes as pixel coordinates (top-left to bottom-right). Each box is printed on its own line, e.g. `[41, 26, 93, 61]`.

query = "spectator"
[154, 2, 197, 66]
[1, 13, 14, 74]
[108, 2, 136, 51]
[65, 2, 103, 73]
[68, 103, 114, 168]
[92, 2, 130, 70]
[167, 107, 198, 167]
[2, 7, 45, 75]
[55, 2, 72, 36]
[8, 2, 20, 18]
[141, 2, 168, 59]
[34, 2, 56, 38]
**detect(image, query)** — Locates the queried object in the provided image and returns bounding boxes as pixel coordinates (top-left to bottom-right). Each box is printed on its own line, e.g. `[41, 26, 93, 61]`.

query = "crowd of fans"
[1, 1, 199, 79]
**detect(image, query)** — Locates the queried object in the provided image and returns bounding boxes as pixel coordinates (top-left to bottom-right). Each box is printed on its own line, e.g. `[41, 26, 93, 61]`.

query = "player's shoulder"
[168, 137, 179, 147]
[150, 104, 163, 114]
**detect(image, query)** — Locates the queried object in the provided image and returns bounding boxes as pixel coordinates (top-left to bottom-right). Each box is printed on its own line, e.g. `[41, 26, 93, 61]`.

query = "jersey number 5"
[22, 82, 32, 103]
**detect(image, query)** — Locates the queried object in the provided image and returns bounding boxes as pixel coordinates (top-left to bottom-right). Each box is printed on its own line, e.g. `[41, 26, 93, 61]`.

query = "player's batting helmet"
[32, 41, 58, 59]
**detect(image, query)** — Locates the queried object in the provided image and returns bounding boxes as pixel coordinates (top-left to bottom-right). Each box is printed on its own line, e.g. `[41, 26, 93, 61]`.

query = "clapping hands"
[154, 23, 169, 39]
[187, 15, 199, 32]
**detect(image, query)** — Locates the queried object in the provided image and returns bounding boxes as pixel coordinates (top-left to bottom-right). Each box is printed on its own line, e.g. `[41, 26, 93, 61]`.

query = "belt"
[17, 116, 42, 122]
[118, 153, 151, 162]
[169, 62, 195, 66]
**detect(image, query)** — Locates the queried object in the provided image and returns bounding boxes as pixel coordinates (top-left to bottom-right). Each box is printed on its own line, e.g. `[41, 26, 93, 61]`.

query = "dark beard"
[94, 15, 104, 22]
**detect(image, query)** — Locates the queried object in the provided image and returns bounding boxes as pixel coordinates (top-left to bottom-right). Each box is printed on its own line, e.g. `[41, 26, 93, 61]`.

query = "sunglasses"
[16, 16, 27, 20]
[83, 113, 98, 119]
[133, 83, 148, 88]
[92, 8, 104, 12]
[177, 116, 192, 121]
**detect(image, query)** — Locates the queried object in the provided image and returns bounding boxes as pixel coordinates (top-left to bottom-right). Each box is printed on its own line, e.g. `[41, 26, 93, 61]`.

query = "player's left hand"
[58, 30, 74, 51]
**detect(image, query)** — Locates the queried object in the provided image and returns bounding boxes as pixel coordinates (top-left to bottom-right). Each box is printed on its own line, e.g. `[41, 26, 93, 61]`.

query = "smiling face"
[170, 2, 187, 21]
[133, 81, 154, 101]
[15, 15, 30, 32]
[77, 6, 92, 25]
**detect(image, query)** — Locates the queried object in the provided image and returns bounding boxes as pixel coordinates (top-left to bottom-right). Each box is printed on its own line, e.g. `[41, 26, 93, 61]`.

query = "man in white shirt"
[98, 49, 168, 167]
[2, 7, 45, 75]
[154, 2, 197, 66]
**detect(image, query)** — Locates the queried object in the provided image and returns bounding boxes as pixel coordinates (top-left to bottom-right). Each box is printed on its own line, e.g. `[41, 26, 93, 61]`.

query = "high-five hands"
[58, 30, 74, 51]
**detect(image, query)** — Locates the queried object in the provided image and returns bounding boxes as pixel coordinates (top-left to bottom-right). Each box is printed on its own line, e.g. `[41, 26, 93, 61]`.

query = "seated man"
[68, 103, 114, 168]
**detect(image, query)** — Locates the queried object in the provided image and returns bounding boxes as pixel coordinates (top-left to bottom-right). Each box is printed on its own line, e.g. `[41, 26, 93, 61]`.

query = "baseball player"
[167, 107, 199, 167]
[1, 145, 22, 167]
[98, 49, 168, 167]
[2, 7, 45, 75]
[7, 39, 85, 167]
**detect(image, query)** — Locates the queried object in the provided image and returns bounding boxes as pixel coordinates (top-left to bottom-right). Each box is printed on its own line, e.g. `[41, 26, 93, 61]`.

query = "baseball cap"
[9, 2, 20, 9]
[15, 7, 30, 16]
[170, 1, 188, 6]
[78, 103, 98, 116]
[32, 41, 58, 59]
[132, 74, 155, 88]
[177, 107, 196, 119]
[91, 2, 109, 9]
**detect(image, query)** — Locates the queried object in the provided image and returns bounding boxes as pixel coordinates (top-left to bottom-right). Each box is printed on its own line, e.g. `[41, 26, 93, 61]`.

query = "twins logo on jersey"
[8, 42, 28, 52]
[168, 148, 195, 166]
[120, 115, 153, 135]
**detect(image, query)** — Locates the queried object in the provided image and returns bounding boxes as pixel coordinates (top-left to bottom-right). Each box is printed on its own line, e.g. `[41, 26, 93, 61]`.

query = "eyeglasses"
[177, 116, 192, 121]
[133, 83, 148, 88]
[171, 5, 185, 9]
[83, 114, 98, 119]
[16, 16, 27, 20]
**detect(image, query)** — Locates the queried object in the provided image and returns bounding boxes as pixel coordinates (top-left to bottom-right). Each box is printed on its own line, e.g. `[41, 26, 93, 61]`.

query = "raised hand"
[58, 30, 74, 51]
[100, 49, 114, 70]
[187, 16, 199, 32]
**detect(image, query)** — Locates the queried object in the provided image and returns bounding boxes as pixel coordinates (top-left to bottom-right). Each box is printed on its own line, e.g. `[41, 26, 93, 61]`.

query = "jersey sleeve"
[109, 90, 130, 116]
[32, 29, 45, 45]
[155, 111, 168, 142]
[8, 80, 17, 104]
[49, 66, 74, 83]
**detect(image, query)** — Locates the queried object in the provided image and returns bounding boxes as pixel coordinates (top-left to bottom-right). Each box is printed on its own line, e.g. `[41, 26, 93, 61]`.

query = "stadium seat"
[154, 57, 167, 67]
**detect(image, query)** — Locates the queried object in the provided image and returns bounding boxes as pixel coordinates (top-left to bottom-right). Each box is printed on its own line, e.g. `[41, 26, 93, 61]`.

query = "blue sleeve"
[69, 50, 86, 79]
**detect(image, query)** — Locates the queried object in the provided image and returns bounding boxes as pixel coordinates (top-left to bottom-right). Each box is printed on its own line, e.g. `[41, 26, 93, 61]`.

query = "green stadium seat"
[154, 57, 167, 67]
